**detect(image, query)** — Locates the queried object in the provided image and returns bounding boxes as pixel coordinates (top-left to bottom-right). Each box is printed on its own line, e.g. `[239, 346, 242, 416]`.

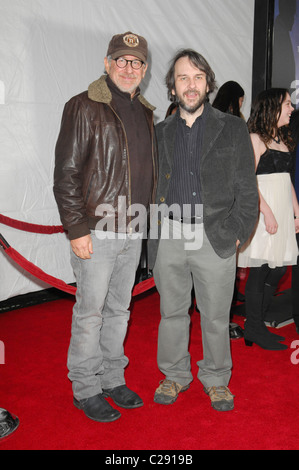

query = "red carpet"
[0, 282, 299, 450]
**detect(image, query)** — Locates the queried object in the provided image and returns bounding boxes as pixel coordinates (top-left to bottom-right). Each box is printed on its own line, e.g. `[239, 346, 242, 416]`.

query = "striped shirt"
[166, 105, 208, 218]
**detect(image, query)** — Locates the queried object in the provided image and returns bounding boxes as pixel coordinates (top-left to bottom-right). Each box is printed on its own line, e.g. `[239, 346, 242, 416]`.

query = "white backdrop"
[0, 0, 255, 301]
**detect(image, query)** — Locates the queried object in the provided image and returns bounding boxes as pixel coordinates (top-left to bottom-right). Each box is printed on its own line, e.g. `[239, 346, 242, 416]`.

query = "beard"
[115, 77, 139, 96]
[175, 89, 207, 114]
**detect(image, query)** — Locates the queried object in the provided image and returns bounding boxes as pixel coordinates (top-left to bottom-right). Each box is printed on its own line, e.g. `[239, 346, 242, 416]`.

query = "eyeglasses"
[114, 57, 144, 70]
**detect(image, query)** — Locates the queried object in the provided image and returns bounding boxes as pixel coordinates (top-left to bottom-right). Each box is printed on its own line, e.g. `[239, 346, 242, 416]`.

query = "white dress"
[238, 149, 298, 269]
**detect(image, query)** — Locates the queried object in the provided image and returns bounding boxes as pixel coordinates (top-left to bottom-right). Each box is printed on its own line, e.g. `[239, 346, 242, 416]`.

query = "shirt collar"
[177, 101, 209, 127]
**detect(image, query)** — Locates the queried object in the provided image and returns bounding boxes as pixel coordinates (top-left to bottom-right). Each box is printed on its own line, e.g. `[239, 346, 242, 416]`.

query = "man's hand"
[71, 234, 93, 259]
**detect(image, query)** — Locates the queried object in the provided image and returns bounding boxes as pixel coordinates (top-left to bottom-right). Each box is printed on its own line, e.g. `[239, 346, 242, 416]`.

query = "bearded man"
[148, 49, 258, 412]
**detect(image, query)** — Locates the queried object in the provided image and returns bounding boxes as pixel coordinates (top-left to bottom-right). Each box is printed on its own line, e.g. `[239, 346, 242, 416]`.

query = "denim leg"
[68, 232, 142, 400]
[100, 235, 142, 389]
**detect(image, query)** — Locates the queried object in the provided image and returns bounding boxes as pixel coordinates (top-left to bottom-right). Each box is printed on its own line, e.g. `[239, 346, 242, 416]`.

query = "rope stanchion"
[0, 234, 76, 296]
[133, 276, 155, 296]
[0, 214, 65, 234]
[0, 234, 155, 298]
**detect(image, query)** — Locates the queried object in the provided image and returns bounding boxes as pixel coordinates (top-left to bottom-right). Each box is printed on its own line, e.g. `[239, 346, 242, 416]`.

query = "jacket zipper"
[150, 112, 157, 205]
[109, 105, 132, 234]
[109, 103, 156, 234]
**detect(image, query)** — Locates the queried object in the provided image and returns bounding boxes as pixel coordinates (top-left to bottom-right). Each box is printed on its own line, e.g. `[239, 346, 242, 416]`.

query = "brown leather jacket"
[54, 75, 158, 240]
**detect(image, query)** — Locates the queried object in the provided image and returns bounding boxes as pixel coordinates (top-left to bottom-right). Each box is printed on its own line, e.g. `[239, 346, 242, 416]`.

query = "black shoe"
[73, 393, 121, 422]
[262, 284, 285, 341]
[103, 385, 143, 409]
[267, 330, 285, 342]
[0, 409, 19, 439]
[229, 322, 244, 340]
[244, 337, 288, 350]
[244, 291, 287, 349]
[244, 327, 288, 350]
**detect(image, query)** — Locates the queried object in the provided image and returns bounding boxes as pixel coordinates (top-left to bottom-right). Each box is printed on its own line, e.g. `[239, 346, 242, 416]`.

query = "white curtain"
[0, 0, 255, 301]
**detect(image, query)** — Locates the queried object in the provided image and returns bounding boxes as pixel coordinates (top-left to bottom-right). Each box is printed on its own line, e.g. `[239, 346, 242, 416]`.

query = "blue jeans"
[68, 231, 142, 400]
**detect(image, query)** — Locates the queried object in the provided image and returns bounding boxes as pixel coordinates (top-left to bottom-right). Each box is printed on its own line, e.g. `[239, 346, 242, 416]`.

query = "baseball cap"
[107, 31, 148, 63]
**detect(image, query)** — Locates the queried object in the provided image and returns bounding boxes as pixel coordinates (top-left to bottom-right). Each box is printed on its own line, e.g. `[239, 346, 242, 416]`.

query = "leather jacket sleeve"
[53, 94, 91, 240]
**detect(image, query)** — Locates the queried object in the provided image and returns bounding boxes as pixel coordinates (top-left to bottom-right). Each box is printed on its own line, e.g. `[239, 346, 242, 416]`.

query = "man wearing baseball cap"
[54, 32, 157, 423]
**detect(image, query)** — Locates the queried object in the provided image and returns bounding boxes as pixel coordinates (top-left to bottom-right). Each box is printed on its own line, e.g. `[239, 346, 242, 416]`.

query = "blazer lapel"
[162, 114, 177, 167]
[201, 106, 225, 163]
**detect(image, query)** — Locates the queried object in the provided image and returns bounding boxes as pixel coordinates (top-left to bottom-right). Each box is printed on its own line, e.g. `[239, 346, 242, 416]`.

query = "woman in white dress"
[238, 88, 299, 350]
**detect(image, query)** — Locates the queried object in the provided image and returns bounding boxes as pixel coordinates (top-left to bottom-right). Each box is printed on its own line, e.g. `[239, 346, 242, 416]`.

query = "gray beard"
[177, 95, 206, 114]
[175, 89, 207, 114]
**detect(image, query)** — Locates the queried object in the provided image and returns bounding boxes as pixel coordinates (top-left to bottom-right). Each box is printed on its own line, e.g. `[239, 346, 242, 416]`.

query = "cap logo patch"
[123, 33, 139, 48]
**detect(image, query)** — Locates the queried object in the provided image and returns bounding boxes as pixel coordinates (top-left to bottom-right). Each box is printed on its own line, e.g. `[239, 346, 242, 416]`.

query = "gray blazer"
[148, 103, 259, 269]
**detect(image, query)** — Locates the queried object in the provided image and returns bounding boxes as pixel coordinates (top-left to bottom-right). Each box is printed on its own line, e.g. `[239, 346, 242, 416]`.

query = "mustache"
[119, 71, 136, 77]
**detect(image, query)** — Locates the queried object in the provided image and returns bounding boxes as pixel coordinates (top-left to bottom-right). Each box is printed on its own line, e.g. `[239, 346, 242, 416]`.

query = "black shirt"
[106, 76, 153, 212]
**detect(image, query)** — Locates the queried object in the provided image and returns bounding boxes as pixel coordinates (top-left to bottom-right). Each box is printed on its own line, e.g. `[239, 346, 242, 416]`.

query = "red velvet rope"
[0, 214, 65, 234]
[0, 231, 155, 297]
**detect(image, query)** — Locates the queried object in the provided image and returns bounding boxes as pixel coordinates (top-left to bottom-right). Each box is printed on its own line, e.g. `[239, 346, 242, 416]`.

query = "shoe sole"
[210, 401, 234, 412]
[73, 398, 121, 423]
[244, 338, 288, 350]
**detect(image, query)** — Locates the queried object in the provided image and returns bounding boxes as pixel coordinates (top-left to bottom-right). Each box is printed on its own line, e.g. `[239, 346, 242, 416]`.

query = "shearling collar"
[88, 74, 155, 111]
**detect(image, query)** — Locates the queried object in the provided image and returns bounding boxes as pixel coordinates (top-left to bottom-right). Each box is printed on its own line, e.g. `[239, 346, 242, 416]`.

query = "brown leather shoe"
[154, 379, 189, 405]
[204, 386, 234, 411]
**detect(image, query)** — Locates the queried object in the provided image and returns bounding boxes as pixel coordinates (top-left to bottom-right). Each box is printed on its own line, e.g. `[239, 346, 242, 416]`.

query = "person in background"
[290, 109, 299, 334]
[54, 31, 157, 423]
[165, 102, 178, 117]
[148, 49, 258, 412]
[213, 80, 247, 339]
[212, 80, 245, 118]
[238, 88, 299, 349]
